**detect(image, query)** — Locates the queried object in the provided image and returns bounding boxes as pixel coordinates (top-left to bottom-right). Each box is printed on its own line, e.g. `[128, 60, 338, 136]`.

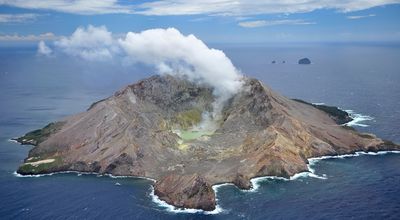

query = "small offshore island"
[14, 75, 399, 211]
[298, 58, 311, 64]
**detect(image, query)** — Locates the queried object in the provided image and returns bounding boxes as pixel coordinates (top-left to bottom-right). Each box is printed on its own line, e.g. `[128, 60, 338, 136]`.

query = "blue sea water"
[0, 43, 399, 219]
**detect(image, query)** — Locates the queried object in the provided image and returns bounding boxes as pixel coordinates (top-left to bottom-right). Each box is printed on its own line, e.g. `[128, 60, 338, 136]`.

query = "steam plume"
[118, 28, 242, 97]
[39, 26, 244, 126]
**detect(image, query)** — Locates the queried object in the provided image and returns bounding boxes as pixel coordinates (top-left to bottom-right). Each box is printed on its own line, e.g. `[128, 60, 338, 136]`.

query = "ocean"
[0, 43, 399, 219]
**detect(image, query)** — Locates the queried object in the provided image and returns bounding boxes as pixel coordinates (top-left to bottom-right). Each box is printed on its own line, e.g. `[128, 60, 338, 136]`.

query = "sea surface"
[0, 43, 399, 219]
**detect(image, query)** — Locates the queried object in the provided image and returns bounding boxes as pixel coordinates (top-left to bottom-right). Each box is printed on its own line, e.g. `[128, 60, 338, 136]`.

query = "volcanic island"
[14, 74, 399, 211]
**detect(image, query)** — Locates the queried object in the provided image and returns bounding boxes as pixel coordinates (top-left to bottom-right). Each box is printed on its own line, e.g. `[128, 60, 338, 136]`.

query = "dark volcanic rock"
[154, 174, 216, 211]
[298, 58, 311, 64]
[292, 99, 353, 124]
[14, 74, 400, 211]
[233, 173, 252, 190]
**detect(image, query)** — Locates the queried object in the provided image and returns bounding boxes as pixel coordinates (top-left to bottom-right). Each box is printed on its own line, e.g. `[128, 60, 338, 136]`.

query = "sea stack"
[298, 58, 311, 64]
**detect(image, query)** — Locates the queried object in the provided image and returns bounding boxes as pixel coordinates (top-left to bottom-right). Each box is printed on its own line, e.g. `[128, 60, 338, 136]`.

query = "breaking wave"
[244, 150, 400, 193]
[344, 110, 374, 127]
[13, 170, 156, 182]
[12, 149, 399, 215]
[8, 139, 19, 144]
[149, 185, 225, 215]
[310, 103, 374, 127]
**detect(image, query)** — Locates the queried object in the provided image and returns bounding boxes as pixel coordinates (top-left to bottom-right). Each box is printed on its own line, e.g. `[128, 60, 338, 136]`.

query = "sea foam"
[12, 149, 399, 215]
[8, 139, 19, 144]
[13, 170, 222, 214]
[344, 109, 374, 127]
[13, 170, 156, 182]
[310, 103, 374, 127]
[149, 185, 225, 215]
[243, 150, 400, 194]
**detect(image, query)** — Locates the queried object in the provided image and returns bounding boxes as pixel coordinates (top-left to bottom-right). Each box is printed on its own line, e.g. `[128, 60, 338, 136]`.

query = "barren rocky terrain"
[15, 75, 399, 211]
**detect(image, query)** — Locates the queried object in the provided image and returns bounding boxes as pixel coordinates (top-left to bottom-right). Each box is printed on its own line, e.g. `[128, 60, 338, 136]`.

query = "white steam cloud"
[40, 25, 243, 128]
[118, 28, 243, 125]
[118, 28, 242, 97]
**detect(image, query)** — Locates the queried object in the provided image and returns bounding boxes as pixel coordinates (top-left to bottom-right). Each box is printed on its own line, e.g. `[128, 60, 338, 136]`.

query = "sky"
[0, 0, 400, 44]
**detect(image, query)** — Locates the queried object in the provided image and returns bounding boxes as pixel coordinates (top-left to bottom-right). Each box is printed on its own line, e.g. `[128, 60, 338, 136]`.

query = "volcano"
[15, 75, 399, 211]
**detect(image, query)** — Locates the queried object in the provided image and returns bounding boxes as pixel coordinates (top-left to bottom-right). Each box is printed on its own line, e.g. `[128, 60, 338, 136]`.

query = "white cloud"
[37, 40, 52, 56]
[238, 19, 315, 28]
[189, 17, 212, 22]
[346, 14, 376, 19]
[235, 16, 253, 21]
[0, 13, 41, 23]
[54, 25, 119, 61]
[1, 1, 398, 16]
[136, 0, 400, 16]
[0, 32, 57, 41]
[117, 27, 243, 126]
[118, 28, 242, 97]
[0, 0, 133, 15]
[44, 25, 243, 120]
[238, 20, 267, 28]
[50, 25, 243, 95]
[49, 25, 243, 96]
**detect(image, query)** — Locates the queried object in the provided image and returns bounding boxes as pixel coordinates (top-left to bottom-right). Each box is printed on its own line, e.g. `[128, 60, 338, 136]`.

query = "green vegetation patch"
[18, 156, 62, 175]
[313, 105, 349, 119]
[15, 121, 65, 145]
[292, 99, 352, 124]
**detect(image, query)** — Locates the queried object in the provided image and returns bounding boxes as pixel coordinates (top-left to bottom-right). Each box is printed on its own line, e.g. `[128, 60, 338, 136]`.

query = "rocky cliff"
[15, 74, 399, 211]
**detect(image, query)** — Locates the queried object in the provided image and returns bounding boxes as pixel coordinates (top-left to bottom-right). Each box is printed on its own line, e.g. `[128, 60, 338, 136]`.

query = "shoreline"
[310, 102, 374, 127]
[149, 185, 225, 214]
[150, 150, 400, 213]
[344, 109, 374, 127]
[12, 170, 156, 182]
[247, 150, 400, 192]
[12, 150, 400, 214]
[7, 110, 396, 214]
[8, 138, 20, 144]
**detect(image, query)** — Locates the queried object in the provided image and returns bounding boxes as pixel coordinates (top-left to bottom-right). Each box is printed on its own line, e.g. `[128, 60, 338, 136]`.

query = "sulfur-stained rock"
[15, 74, 400, 210]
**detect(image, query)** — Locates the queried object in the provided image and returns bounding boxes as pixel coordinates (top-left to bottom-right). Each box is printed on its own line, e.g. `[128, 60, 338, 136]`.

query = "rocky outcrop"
[15, 74, 400, 211]
[298, 58, 311, 64]
[154, 174, 216, 211]
[233, 173, 252, 190]
[292, 99, 353, 125]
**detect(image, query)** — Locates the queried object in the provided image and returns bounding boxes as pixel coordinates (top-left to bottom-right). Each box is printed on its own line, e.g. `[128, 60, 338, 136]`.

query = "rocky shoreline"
[14, 75, 400, 211]
[12, 146, 400, 213]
